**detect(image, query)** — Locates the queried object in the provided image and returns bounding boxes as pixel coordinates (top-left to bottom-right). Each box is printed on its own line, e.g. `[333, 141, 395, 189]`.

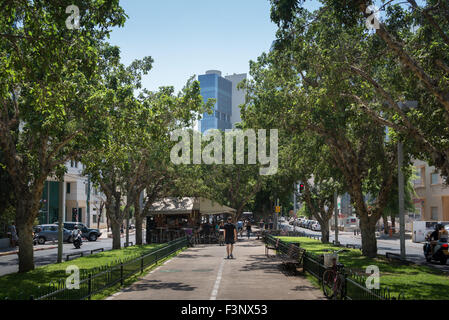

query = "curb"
[0, 245, 58, 257]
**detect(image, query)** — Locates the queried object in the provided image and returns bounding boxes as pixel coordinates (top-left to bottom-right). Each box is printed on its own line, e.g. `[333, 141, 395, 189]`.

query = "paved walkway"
[108, 236, 324, 300]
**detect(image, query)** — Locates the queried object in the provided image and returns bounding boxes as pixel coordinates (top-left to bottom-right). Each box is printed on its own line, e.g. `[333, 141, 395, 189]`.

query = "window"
[93, 215, 97, 223]
[66, 182, 70, 194]
[431, 172, 439, 185]
[70, 160, 74, 167]
[413, 167, 423, 185]
[431, 207, 439, 220]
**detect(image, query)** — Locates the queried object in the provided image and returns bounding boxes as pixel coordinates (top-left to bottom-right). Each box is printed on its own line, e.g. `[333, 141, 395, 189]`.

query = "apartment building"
[38, 161, 107, 228]
[413, 159, 449, 221]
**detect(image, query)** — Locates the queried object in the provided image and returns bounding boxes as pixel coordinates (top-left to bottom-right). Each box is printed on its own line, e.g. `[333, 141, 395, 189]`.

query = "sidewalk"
[107, 236, 324, 300]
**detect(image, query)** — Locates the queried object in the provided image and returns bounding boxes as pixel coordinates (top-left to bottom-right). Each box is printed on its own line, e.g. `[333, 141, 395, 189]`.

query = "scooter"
[423, 237, 448, 265]
[73, 234, 83, 249]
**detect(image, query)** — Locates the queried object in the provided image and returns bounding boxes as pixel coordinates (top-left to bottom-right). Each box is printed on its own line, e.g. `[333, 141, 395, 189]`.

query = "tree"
[0, 0, 126, 272]
[242, 6, 402, 257]
[270, 0, 449, 181]
[381, 171, 416, 233]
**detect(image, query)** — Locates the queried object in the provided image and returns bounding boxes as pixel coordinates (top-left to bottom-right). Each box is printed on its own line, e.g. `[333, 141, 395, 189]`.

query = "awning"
[147, 197, 236, 216]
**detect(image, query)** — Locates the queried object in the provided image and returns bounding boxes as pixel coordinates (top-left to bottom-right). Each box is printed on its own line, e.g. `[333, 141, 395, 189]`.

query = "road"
[280, 221, 449, 273]
[0, 234, 136, 276]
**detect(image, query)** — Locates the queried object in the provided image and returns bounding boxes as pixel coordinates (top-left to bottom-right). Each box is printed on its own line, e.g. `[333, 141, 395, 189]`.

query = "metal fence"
[32, 236, 188, 300]
[264, 234, 403, 300]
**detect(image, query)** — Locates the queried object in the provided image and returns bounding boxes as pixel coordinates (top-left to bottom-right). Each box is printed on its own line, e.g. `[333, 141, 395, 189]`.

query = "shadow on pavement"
[238, 254, 286, 274]
[122, 279, 197, 292]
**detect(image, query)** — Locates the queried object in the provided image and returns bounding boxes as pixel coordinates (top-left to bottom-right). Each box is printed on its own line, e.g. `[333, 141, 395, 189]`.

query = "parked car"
[61, 222, 102, 241]
[311, 223, 321, 231]
[34, 224, 73, 244]
[306, 220, 315, 229]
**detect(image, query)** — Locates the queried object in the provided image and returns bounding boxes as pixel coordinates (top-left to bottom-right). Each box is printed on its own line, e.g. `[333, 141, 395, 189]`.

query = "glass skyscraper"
[199, 70, 232, 133]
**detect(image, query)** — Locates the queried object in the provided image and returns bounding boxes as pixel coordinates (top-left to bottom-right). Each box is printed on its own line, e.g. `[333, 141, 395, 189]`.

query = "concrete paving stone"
[110, 237, 325, 300]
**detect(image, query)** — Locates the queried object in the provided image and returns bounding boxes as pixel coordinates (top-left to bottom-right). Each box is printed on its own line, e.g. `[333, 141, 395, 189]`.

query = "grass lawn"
[0, 243, 165, 300]
[278, 236, 449, 300]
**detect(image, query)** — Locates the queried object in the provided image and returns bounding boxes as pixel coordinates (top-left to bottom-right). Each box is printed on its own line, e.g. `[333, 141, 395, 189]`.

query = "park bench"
[265, 237, 280, 257]
[277, 242, 306, 274]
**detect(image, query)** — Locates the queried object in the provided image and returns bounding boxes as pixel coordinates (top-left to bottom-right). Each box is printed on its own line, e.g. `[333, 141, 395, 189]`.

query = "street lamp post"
[334, 191, 338, 244]
[86, 175, 91, 228]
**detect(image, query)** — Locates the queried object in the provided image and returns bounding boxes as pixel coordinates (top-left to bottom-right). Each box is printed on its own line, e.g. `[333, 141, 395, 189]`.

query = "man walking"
[223, 216, 237, 259]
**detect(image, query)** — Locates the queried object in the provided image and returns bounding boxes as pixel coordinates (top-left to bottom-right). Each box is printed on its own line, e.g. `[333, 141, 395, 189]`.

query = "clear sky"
[108, 0, 321, 93]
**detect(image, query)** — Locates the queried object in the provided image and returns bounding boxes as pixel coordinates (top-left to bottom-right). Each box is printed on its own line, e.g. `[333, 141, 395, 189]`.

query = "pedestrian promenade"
[107, 236, 324, 300]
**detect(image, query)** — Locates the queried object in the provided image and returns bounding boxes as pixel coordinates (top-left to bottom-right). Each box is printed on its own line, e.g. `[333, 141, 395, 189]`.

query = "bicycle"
[321, 249, 349, 300]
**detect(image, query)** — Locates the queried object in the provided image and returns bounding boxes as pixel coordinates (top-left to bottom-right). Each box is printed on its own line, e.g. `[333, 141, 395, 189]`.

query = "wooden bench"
[278, 243, 306, 274]
[265, 238, 280, 257]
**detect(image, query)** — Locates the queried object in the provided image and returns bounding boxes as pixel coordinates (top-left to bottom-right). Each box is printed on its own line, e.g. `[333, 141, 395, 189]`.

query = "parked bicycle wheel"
[332, 274, 345, 300]
[322, 269, 335, 298]
[322, 270, 345, 300]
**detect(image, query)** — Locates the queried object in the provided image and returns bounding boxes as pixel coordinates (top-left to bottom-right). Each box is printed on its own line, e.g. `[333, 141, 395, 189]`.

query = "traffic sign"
[275, 206, 281, 213]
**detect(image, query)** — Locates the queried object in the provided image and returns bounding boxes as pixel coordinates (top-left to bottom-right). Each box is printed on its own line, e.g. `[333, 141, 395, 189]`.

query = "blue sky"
[108, 0, 321, 93]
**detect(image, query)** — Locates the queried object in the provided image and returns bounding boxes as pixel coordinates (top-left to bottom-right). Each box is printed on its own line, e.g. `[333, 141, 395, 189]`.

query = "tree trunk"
[360, 216, 377, 258]
[110, 218, 121, 249]
[135, 214, 143, 245]
[16, 197, 36, 273]
[391, 216, 396, 234]
[16, 185, 45, 273]
[135, 197, 143, 245]
[382, 215, 389, 234]
[321, 220, 330, 243]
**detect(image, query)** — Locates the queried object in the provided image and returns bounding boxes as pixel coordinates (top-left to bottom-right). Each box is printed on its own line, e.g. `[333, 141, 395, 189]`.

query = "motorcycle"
[423, 236, 449, 265]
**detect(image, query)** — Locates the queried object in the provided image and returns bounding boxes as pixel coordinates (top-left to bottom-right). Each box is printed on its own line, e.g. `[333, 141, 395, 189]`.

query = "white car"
[312, 223, 321, 231]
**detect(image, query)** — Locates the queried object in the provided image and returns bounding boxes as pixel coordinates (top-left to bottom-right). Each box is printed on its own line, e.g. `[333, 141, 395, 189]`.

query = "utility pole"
[397, 101, 417, 259]
[398, 141, 406, 259]
[57, 179, 66, 263]
[293, 182, 297, 215]
[126, 209, 130, 247]
[86, 175, 91, 228]
[275, 198, 279, 230]
[334, 191, 339, 244]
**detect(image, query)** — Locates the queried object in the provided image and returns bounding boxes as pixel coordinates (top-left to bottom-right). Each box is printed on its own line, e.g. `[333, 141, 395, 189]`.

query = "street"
[0, 233, 136, 276]
[280, 222, 449, 273]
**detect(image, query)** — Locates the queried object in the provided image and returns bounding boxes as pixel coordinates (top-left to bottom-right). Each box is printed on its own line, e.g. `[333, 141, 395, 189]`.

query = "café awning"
[147, 197, 236, 215]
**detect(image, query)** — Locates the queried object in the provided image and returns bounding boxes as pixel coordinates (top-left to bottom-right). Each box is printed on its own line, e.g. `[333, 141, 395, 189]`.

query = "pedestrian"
[203, 222, 211, 243]
[9, 222, 18, 248]
[246, 221, 252, 239]
[439, 224, 448, 242]
[224, 216, 237, 259]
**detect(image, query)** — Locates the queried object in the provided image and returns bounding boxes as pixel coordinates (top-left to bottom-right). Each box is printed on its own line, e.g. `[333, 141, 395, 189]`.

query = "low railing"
[33, 237, 188, 300]
[263, 234, 403, 300]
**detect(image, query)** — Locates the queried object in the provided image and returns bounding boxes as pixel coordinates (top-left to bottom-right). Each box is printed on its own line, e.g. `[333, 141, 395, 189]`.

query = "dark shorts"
[225, 238, 235, 245]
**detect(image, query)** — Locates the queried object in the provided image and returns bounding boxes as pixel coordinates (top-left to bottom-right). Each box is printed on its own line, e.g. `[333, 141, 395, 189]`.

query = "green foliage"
[279, 236, 449, 300]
